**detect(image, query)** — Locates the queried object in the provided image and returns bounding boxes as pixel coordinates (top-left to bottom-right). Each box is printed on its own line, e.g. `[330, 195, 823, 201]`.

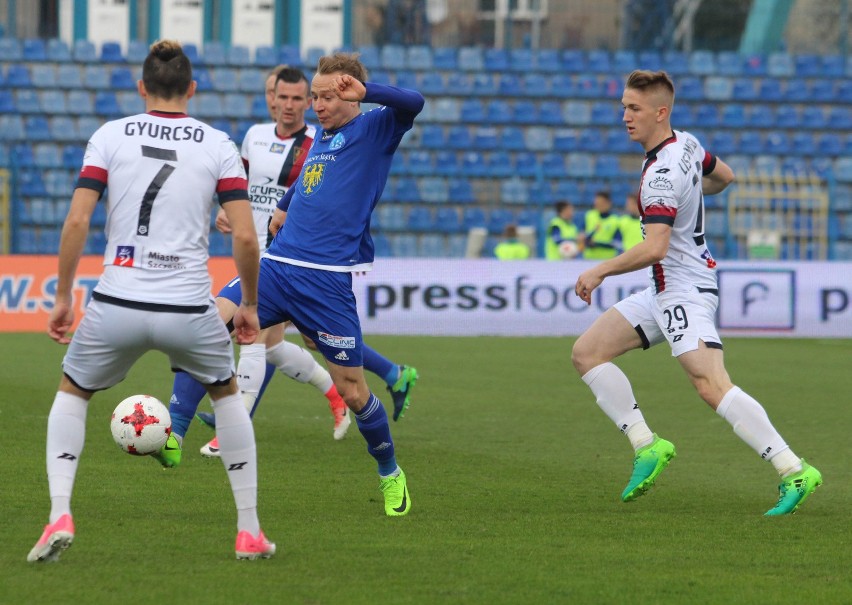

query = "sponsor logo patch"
[329, 133, 345, 150]
[269, 142, 286, 154]
[114, 246, 135, 266]
[318, 331, 356, 349]
[301, 163, 325, 195]
[649, 176, 673, 191]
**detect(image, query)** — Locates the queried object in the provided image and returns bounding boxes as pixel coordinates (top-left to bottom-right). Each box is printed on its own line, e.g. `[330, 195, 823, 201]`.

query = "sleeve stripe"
[217, 177, 248, 193]
[218, 189, 249, 203]
[645, 215, 675, 226]
[79, 165, 107, 183]
[75, 177, 107, 194]
[702, 152, 717, 175]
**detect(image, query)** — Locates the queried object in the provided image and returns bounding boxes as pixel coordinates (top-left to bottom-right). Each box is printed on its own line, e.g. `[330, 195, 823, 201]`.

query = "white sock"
[46, 392, 88, 523]
[582, 362, 652, 449]
[266, 340, 333, 393]
[213, 392, 260, 535]
[716, 386, 801, 476]
[238, 343, 267, 413]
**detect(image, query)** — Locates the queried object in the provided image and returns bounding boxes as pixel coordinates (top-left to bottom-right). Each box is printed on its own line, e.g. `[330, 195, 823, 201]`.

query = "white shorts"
[613, 286, 722, 357]
[62, 298, 235, 391]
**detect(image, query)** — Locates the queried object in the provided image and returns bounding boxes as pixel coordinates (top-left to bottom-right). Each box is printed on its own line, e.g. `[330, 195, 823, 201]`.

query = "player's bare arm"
[223, 198, 260, 344]
[269, 208, 287, 236]
[215, 207, 232, 234]
[575, 223, 671, 305]
[49, 188, 100, 344]
[702, 157, 735, 195]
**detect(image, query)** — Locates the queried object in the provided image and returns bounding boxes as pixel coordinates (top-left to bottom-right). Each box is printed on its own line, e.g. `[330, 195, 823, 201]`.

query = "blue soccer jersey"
[264, 83, 424, 271]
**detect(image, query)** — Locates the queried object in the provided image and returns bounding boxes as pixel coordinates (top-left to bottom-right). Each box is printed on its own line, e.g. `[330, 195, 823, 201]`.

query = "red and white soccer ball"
[110, 395, 171, 456]
[559, 240, 580, 259]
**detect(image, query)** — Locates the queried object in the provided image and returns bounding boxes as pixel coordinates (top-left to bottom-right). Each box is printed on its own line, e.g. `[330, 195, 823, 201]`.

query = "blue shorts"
[256, 259, 363, 367]
[217, 275, 243, 306]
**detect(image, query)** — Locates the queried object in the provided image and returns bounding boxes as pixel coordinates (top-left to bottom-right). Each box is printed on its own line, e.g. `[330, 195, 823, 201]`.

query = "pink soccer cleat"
[200, 436, 220, 457]
[235, 529, 276, 560]
[27, 514, 75, 563]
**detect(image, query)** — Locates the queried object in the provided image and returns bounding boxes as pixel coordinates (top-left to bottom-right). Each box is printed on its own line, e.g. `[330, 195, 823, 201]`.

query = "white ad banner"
[354, 260, 852, 338]
[160, 0, 204, 47]
[87, 0, 129, 50]
[231, 0, 274, 49]
[300, 0, 343, 57]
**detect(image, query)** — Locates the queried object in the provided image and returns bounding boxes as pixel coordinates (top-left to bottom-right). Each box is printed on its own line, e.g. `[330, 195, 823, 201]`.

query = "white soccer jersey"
[78, 111, 248, 306]
[638, 129, 718, 293]
[240, 122, 316, 249]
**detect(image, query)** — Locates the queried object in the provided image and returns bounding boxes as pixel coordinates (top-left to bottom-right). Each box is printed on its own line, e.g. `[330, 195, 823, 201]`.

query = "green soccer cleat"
[387, 365, 419, 421]
[621, 435, 676, 502]
[764, 461, 822, 516]
[380, 469, 411, 517]
[151, 434, 182, 468]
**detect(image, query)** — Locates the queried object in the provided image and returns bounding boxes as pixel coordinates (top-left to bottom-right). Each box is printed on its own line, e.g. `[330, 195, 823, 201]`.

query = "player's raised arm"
[703, 156, 735, 195]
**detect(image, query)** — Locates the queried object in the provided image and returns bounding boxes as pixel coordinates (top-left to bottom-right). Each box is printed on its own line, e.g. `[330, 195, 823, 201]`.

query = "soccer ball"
[558, 240, 580, 259]
[110, 395, 171, 456]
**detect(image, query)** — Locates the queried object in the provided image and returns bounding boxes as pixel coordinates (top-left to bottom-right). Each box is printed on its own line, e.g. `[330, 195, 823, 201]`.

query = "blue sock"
[354, 393, 397, 476]
[250, 362, 276, 418]
[362, 344, 398, 387]
[169, 371, 207, 439]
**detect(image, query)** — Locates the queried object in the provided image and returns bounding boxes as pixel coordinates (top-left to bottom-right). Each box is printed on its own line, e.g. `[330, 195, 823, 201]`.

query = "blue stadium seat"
[485, 150, 511, 176]
[539, 101, 564, 126]
[56, 64, 82, 89]
[253, 45, 277, 67]
[224, 93, 250, 119]
[836, 79, 852, 102]
[125, 40, 147, 63]
[764, 131, 790, 152]
[525, 126, 553, 151]
[420, 72, 445, 95]
[7, 65, 32, 87]
[519, 73, 548, 98]
[23, 38, 47, 62]
[116, 90, 142, 115]
[484, 48, 509, 72]
[732, 78, 757, 101]
[31, 64, 58, 89]
[561, 49, 585, 72]
[529, 181, 554, 205]
[689, 50, 716, 75]
[78, 116, 103, 140]
[461, 207, 487, 230]
[369, 69, 392, 86]
[498, 74, 522, 97]
[432, 47, 457, 70]
[202, 41, 227, 66]
[509, 49, 534, 72]
[15, 89, 40, 114]
[808, 79, 835, 102]
[590, 101, 618, 125]
[801, 106, 827, 130]
[536, 49, 561, 73]
[391, 234, 418, 257]
[39, 90, 67, 115]
[694, 104, 720, 128]
[501, 126, 526, 151]
[819, 55, 844, 78]
[372, 233, 392, 257]
[637, 50, 662, 71]
[704, 76, 732, 100]
[566, 152, 594, 178]
[11, 143, 35, 167]
[407, 207, 435, 232]
[418, 234, 448, 257]
[449, 178, 475, 204]
[501, 178, 529, 205]
[573, 75, 601, 98]
[485, 100, 512, 124]
[420, 125, 445, 150]
[554, 179, 581, 202]
[827, 106, 852, 130]
[460, 99, 487, 124]
[663, 51, 689, 75]
[512, 100, 538, 125]
[445, 72, 472, 96]
[100, 41, 124, 63]
[458, 47, 484, 71]
[62, 145, 85, 169]
[405, 150, 431, 176]
[110, 67, 135, 90]
[549, 74, 574, 97]
[434, 150, 459, 176]
[434, 208, 462, 233]
[446, 125, 472, 150]
[211, 68, 239, 92]
[406, 45, 432, 70]
[394, 177, 420, 202]
[562, 101, 590, 125]
[516, 209, 543, 230]
[756, 78, 783, 101]
[677, 77, 703, 100]
[742, 54, 767, 76]
[0, 115, 24, 140]
[471, 73, 497, 96]
[596, 155, 621, 178]
[611, 50, 636, 75]
[774, 105, 800, 129]
[461, 151, 488, 177]
[379, 45, 405, 70]
[395, 71, 418, 90]
[376, 205, 406, 230]
[73, 39, 97, 62]
[472, 126, 499, 150]
[554, 128, 579, 152]
[227, 45, 250, 66]
[45, 38, 71, 62]
[720, 104, 746, 128]
[0, 37, 22, 61]
[604, 128, 632, 153]
[279, 45, 302, 66]
[0, 90, 14, 113]
[431, 98, 461, 123]
[794, 54, 821, 78]
[586, 50, 611, 73]
[82, 65, 110, 89]
[420, 176, 449, 203]
[715, 51, 742, 76]
[19, 169, 48, 196]
[767, 52, 794, 77]
[237, 68, 261, 92]
[578, 128, 604, 152]
[25, 116, 51, 141]
[732, 131, 758, 154]
[488, 209, 516, 235]
[541, 153, 566, 178]
[746, 103, 775, 128]
[513, 152, 540, 178]
[94, 91, 122, 116]
[791, 132, 817, 156]
[250, 94, 268, 119]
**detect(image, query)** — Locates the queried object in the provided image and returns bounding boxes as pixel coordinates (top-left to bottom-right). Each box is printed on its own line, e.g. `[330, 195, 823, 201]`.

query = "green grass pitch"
[2, 333, 850, 604]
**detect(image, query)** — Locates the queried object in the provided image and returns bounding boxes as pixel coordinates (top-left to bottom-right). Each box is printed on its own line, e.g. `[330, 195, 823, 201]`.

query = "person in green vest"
[618, 193, 644, 251]
[583, 191, 620, 259]
[494, 224, 531, 260]
[545, 201, 582, 260]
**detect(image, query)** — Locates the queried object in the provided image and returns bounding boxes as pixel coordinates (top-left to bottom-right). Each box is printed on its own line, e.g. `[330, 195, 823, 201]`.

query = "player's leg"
[362, 343, 419, 422]
[30, 302, 142, 562]
[161, 305, 274, 558]
[677, 339, 821, 515]
[572, 289, 675, 502]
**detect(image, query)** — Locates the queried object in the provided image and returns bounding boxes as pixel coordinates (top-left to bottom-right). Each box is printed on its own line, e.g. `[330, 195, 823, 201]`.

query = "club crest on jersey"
[317, 332, 356, 349]
[269, 142, 286, 154]
[649, 176, 673, 191]
[113, 246, 135, 266]
[300, 163, 325, 196]
[329, 133, 345, 150]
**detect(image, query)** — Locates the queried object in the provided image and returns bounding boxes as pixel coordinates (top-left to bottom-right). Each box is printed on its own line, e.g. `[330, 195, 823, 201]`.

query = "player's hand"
[574, 268, 604, 306]
[48, 300, 74, 344]
[330, 74, 366, 102]
[215, 208, 232, 234]
[232, 304, 260, 345]
[269, 208, 286, 236]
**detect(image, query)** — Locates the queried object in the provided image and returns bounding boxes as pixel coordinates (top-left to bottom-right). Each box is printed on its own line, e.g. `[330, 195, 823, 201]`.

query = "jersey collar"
[645, 130, 677, 160]
[147, 110, 189, 119]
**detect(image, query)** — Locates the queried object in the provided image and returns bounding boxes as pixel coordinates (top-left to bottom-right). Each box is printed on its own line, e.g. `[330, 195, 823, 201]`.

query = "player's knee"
[571, 337, 595, 375]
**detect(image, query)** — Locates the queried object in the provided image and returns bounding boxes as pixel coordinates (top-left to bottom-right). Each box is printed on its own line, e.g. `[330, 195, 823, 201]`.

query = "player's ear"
[656, 104, 669, 123]
[137, 79, 147, 99]
[186, 80, 198, 100]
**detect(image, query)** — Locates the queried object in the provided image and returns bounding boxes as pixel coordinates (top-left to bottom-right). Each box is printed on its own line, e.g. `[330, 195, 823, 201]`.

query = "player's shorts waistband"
[92, 291, 210, 314]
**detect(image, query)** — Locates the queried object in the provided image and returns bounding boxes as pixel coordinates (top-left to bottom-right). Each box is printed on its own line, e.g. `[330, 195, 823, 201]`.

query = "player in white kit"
[27, 40, 275, 563]
[572, 70, 822, 515]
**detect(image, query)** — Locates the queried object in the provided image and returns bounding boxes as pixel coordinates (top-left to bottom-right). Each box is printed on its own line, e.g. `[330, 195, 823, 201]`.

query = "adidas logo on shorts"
[335, 351, 349, 361]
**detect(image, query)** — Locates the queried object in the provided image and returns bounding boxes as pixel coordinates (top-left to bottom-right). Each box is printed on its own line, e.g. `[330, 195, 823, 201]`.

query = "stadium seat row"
[3, 38, 851, 79]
